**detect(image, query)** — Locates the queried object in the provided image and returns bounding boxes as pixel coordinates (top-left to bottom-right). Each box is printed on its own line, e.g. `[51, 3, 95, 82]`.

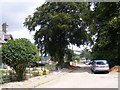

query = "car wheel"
[93, 70, 96, 74]
[93, 71, 96, 74]
[91, 68, 93, 71]
[105, 71, 109, 74]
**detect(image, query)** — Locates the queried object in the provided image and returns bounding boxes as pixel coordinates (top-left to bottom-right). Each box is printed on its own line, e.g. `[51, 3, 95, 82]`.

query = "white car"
[91, 60, 110, 73]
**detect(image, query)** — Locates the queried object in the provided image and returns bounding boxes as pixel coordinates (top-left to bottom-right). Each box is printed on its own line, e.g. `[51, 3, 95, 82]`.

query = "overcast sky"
[0, 0, 45, 42]
[0, 0, 90, 53]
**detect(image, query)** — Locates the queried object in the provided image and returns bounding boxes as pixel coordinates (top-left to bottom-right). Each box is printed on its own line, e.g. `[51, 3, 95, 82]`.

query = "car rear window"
[96, 61, 107, 65]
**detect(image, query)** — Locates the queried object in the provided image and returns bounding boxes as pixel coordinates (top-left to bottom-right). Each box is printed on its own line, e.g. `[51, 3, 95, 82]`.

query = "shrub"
[37, 63, 45, 66]
[43, 69, 49, 75]
[2, 38, 39, 81]
[38, 70, 43, 76]
[32, 70, 43, 76]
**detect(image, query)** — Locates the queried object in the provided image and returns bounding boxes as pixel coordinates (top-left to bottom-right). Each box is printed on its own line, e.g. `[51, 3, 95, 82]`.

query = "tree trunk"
[63, 62, 71, 68]
[14, 64, 26, 81]
[56, 57, 64, 70]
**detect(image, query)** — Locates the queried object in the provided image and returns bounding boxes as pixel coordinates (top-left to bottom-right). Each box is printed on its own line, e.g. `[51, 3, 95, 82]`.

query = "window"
[96, 61, 107, 65]
[4, 39, 8, 41]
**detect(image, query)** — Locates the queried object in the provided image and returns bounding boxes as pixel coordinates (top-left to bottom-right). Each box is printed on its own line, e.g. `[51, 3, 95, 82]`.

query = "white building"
[0, 23, 13, 47]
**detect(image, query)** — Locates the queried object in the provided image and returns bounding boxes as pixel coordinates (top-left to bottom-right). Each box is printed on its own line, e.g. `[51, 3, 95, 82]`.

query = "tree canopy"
[2, 38, 38, 80]
[24, 2, 89, 68]
[24, 2, 119, 68]
[86, 2, 120, 67]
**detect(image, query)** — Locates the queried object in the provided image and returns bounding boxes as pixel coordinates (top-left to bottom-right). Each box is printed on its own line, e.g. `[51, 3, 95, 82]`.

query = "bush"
[37, 63, 45, 66]
[2, 38, 39, 81]
[32, 68, 50, 76]
[43, 69, 49, 75]
[32, 70, 43, 76]
[32, 71, 38, 76]
[38, 70, 44, 76]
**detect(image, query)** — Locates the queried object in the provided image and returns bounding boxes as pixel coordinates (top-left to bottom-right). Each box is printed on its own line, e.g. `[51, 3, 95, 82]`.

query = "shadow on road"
[71, 65, 92, 74]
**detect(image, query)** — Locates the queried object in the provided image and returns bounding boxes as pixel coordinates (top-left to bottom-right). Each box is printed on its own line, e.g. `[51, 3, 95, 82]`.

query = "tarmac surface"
[0, 64, 119, 89]
[36, 64, 118, 88]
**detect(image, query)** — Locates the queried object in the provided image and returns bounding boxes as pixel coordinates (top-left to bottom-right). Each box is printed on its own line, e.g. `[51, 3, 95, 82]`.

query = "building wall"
[0, 23, 13, 46]
[0, 31, 4, 40]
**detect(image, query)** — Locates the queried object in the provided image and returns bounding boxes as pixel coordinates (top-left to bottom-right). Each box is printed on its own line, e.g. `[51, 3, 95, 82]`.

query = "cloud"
[1, 0, 45, 31]
[0, 0, 45, 43]
[1, 0, 45, 3]
[10, 28, 35, 43]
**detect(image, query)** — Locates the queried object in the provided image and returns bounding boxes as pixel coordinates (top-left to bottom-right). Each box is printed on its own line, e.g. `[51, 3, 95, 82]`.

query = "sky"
[0, 0, 46, 43]
[0, 0, 90, 54]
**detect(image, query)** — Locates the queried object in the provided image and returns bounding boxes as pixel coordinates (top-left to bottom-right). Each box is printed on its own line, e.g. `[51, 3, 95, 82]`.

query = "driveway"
[36, 64, 118, 88]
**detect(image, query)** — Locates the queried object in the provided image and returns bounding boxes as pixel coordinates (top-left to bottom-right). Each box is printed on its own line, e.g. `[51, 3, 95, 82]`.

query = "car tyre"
[93, 71, 96, 74]
[105, 71, 109, 74]
[91, 68, 93, 72]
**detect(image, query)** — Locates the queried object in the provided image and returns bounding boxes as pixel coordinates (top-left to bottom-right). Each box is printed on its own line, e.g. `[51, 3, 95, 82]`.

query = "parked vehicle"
[91, 60, 109, 73]
[85, 61, 91, 65]
[89, 61, 93, 65]
[86, 61, 93, 65]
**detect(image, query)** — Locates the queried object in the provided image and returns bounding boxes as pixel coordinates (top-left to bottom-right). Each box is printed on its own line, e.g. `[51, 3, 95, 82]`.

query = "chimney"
[2, 22, 8, 33]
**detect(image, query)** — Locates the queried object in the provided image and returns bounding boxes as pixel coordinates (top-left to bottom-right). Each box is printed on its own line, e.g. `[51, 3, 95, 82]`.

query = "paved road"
[36, 64, 118, 88]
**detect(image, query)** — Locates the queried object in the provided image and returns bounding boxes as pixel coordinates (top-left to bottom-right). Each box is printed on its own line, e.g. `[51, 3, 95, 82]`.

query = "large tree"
[2, 38, 38, 80]
[86, 2, 120, 67]
[24, 2, 89, 69]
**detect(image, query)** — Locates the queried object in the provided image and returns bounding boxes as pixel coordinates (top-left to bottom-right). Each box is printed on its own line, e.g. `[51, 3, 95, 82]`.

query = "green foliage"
[2, 38, 38, 80]
[32, 70, 43, 76]
[32, 69, 49, 76]
[24, 2, 89, 69]
[65, 49, 75, 61]
[80, 49, 92, 60]
[72, 56, 80, 61]
[38, 70, 44, 76]
[87, 2, 120, 66]
[43, 69, 49, 75]
[37, 63, 45, 66]
[32, 54, 39, 61]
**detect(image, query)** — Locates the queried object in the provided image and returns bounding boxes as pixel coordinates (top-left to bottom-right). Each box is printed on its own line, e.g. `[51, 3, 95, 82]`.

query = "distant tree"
[2, 38, 38, 80]
[80, 49, 92, 61]
[72, 56, 80, 61]
[65, 49, 75, 61]
[24, 2, 89, 69]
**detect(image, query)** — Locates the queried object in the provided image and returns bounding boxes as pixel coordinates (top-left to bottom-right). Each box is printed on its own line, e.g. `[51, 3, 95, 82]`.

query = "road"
[36, 64, 118, 88]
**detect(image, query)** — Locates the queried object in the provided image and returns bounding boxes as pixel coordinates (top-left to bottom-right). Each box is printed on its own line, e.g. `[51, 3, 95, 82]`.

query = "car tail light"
[95, 66, 99, 67]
